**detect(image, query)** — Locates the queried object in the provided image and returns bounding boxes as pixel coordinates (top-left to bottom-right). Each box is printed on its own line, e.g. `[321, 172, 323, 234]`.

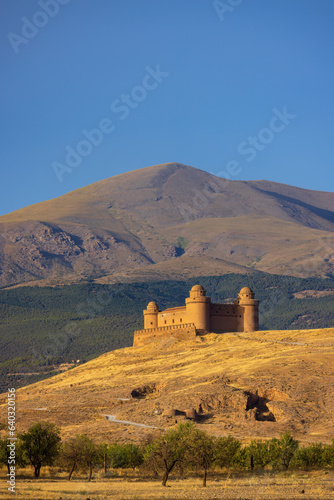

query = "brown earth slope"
[1, 162, 334, 288]
[1, 328, 333, 445]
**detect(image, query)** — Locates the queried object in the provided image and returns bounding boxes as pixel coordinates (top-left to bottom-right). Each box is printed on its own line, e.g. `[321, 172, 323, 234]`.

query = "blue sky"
[1, 0, 333, 216]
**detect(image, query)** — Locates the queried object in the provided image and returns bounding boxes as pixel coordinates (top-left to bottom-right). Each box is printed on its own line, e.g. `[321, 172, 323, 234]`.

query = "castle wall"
[157, 306, 187, 328]
[210, 303, 239, 332]
[133, 323, 197, 347]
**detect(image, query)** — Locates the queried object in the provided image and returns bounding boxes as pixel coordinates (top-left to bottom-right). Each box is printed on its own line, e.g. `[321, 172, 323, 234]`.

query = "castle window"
[150, 322, 153, 325]
[172, 319, 174, 324]
[165, 320, 167, 324]
[180, 318, 182, 322]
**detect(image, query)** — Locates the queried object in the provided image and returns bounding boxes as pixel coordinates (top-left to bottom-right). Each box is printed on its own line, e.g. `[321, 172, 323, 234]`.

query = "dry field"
[0, 469, 334, 500]
[0, 329, 334, 499]
[1, 328, 334, 445]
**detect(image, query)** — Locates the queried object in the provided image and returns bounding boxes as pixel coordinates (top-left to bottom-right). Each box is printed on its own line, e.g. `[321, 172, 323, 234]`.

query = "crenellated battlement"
[133, 323, 197, 347]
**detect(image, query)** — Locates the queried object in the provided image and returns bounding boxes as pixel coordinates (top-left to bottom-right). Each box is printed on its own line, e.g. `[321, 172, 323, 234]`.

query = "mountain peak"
[1, 162, 334, 288]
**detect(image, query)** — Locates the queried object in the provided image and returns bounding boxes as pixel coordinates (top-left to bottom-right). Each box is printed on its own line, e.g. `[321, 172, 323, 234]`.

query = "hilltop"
[1, 328, 333, 445]
[2, 274, 334, 393]
[1, 163, 334, 288]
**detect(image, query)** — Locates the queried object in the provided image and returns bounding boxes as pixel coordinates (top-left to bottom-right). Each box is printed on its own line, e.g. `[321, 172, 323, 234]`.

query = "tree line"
[1, 421, 334, 486]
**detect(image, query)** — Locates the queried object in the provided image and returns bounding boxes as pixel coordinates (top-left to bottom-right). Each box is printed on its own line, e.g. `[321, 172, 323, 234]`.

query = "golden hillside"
[1, 328, 333, 445]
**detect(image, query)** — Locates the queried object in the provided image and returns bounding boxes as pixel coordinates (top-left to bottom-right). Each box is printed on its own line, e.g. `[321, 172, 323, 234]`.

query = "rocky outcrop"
[0, 221, 152, 287]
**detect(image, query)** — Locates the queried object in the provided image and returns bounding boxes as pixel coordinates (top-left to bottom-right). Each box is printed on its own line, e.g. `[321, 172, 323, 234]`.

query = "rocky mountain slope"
[1, 163, 334, 288]
[1, 328, 333, 444]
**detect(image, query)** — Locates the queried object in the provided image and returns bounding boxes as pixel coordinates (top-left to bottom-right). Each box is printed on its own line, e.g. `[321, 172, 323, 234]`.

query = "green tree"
[76, 434, 100, 482]
[185, 425, 215, 487]
[108, 443, 143, 470]
[244, 439, 277, 470]
[19, 421, 61, 478]
[0, 437, 27, 474]
[143, 422, 192, 486]
[214, 435, 241, 469]
[322, 440, 334, 467]
[99, 443, 109, 474]
[271, 433, 299, 470]
[59, 434, 101, 481]
[59, 436, 85, 480]
[123, 443, 143, 469]
[0, 437, 10, 474]
[292, 443, 324, 469]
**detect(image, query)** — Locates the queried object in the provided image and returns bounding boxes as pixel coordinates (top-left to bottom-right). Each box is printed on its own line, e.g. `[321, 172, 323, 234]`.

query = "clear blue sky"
[1, 0, 333, 216]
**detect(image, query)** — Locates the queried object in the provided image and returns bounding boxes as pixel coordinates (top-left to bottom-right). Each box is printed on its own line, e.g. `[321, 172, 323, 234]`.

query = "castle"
[133, 285, 259, 347]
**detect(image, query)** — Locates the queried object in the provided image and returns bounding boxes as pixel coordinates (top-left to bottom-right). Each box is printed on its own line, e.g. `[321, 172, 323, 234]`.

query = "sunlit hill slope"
[1, 328, 333, 445]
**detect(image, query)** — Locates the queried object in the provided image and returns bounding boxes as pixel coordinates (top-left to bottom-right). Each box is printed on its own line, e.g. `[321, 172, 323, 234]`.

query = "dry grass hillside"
[1, 163, 334, 288]
[1, 328, 333, 445]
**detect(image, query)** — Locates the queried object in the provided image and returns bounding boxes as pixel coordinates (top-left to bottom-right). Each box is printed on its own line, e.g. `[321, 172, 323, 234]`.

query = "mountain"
[1, 328, 333, 444]
[1, 162, 334, 288]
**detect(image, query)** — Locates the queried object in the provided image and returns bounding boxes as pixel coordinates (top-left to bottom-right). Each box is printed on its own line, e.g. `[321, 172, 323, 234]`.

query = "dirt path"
[104, 414, 161, 429]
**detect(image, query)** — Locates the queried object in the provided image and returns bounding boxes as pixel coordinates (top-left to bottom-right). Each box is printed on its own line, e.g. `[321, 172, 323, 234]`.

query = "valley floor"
[0, 470, 333, 500]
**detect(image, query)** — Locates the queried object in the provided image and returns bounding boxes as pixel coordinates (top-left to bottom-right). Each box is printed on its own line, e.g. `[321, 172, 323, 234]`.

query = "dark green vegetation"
[1, 273, 334, 392]
[1, 420, 334, 485]
[18, 421, 61, 478]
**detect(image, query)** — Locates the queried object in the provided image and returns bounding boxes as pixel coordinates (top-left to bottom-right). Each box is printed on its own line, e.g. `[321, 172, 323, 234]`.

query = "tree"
[93, 443, 143, 474]
[0, 436, 26, 474]
[185, 425, 215, 487]
[59, 434, 100, 481]
[0, 437, 10, 474]
[19, 421, 61, 478]
[214, 435, 241, 469]
[322, 440, 334, 467]
[99, 443, 109, 474]
[143, 422, 192, 486]
[77, 434, 99, 482]
[118, 443, 143, 469]
[59, 437, 84, 480]
[293, 443, 325, 469]
[271, 433, 299, 470]
[244, 439, 276, 470]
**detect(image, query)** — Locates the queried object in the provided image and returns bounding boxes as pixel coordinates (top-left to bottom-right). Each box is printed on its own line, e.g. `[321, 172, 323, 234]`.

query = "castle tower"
[236, 287, 259, 332]
[185, 285, 211, 332]
[143, 301, 159, 329]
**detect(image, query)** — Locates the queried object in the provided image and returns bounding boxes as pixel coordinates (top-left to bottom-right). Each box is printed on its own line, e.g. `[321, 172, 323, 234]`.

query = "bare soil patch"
[0, 470, 333, 500]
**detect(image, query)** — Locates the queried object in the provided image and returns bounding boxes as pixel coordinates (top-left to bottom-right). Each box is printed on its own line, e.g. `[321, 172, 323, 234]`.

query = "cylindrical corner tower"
[185, 285, 211, 332]
[236, 287, 259, 332]
[143, 301, 159, 329]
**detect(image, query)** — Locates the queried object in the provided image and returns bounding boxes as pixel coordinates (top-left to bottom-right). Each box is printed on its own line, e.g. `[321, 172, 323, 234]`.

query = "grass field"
[1, 328, 334, 445]
[0, 468, 333, 499]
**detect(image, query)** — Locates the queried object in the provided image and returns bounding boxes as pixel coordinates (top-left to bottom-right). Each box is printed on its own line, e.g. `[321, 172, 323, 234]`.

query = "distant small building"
[133, 285, 259, 347]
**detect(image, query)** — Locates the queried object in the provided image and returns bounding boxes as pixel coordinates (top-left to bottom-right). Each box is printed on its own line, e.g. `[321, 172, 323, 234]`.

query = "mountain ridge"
[1, 163, 334, 288]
